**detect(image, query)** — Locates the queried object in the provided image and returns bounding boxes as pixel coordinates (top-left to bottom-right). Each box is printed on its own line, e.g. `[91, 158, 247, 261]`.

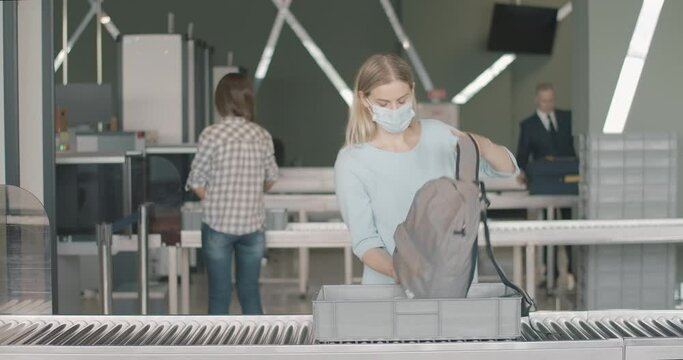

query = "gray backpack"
[393, 133, 534, 314]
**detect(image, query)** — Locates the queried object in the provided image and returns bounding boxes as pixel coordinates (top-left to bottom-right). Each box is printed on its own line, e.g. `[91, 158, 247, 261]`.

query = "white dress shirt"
[536, 109, 558, 132]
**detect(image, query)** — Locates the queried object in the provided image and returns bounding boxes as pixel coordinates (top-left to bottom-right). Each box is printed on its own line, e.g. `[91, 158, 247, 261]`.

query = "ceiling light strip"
[54, 6, 96, 71]
[451, 2, 572, 105]
[273, 0, 353, 106]
[379, 0, 434, 92]
[603, 0, 664, 133]
[452, 53, 516, 105]
[255, 0, 291, 91]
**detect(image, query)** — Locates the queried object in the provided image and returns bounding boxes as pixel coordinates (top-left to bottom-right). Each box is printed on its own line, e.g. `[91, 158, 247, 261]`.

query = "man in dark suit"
[516, 83, 576, 289]
[516, 83, 576, 175]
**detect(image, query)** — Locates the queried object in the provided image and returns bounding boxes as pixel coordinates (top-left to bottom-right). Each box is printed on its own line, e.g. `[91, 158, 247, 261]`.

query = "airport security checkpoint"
[2, 0, 683, 359]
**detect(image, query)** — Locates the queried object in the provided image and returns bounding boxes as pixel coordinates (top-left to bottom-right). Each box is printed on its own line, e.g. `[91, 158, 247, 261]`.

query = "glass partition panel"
[0, 185, 52, 314]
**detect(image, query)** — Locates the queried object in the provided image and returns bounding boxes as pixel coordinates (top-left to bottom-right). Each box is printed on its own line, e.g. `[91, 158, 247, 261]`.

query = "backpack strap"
[478, 181, 538, 317]
[455, 132, 480, 182]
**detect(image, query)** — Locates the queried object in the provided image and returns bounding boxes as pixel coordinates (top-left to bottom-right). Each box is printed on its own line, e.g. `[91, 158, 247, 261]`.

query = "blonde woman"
[335, 54, 519, 285]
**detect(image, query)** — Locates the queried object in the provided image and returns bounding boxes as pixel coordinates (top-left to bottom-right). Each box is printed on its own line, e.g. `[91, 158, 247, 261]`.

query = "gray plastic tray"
[313, 283, 520, 342]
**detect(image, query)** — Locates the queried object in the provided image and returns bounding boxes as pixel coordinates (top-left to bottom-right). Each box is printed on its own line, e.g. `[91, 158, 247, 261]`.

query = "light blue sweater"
[334, 119, 519, 284]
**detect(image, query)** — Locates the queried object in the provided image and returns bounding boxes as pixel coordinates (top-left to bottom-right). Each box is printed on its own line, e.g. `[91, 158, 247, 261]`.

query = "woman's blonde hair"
[345, 54, 416, 146]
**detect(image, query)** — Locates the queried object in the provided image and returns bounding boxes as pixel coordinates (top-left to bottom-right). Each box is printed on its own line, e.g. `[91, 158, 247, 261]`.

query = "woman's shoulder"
[419, 119, 458, 145]
[248, 122, 273, 140]
[335, 144, 371, 170]
[420, 118, 456, 133]
[336, 144, 363, 162]
[335, 145, 377, 188]
[198, 123, 223, 140]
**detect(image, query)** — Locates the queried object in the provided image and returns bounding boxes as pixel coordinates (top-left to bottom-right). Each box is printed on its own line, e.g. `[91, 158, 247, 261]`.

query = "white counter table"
[169, 219, 683, 315]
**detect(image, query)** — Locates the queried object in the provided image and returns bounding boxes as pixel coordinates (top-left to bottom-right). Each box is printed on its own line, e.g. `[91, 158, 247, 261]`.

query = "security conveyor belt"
[1, 311, 683, 359]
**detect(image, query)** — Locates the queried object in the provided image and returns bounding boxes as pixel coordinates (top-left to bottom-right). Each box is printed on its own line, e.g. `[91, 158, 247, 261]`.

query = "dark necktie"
[547, 115, 557, 134]
[547, 114, 559, 155]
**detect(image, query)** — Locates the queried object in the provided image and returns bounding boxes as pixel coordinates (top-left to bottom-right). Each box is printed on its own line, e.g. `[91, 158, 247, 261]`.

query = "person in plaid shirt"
[186, 73, 278, 315]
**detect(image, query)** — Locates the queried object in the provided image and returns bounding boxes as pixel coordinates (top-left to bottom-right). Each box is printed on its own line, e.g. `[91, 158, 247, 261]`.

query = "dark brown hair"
[214, 73, 256, 121]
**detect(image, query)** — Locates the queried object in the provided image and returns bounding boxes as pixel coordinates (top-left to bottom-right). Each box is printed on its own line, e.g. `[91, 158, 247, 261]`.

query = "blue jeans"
[201, 223, 265, 315]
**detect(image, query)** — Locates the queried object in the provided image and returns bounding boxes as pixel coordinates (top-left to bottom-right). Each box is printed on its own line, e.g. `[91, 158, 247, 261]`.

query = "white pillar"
[16, 0, 56, 313]
[18, 0, 46, 202]
[0, 2, 6, 185]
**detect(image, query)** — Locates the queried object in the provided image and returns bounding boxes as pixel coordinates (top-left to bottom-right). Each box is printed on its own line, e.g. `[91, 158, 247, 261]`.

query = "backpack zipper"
[453, 227, 466, 236]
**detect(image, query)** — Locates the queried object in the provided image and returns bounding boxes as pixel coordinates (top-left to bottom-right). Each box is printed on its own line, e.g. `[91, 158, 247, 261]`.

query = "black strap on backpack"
[455, 133, 480, 182]
[479, 183, 537, 317]
[456, 134, 481, 292]
[457, 133, 537, 317]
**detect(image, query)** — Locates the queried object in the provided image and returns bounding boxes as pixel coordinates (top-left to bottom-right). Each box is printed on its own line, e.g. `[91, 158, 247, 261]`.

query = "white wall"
[573, 0, 683, 213]
[402, 0, 573, 151]
[0, 2, 6, 185]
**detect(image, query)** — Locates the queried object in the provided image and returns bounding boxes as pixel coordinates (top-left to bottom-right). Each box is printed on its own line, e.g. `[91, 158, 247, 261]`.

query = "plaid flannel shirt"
[186, 117, 279, 235]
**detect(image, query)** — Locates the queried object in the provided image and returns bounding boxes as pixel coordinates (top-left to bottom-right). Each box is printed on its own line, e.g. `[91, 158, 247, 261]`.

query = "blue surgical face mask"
[369, 101, 415, 134]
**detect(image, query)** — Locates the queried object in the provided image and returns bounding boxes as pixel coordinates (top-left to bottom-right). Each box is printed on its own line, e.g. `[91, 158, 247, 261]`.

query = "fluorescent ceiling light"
[452, 1, 572, 105]
[380, 0, 434, 92]
[557, 2, 572, 21]
[255, 0, 290, 85]
[602, 58, 645, 134]
[100, 13, 121, 40]
[603, 0, 664, 134]
[255, 47, 275, 80]
[54, 50, 69, 72]
[54, 6, 96, 71]
[54, 2, 120, 71]
[88, 0, 119, 39]
[452, 54, 516, 105]
[272, 0, 353, 106]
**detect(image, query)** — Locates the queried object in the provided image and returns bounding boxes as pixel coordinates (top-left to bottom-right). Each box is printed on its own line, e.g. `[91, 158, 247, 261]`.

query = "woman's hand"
[390, 266, 400, 284]
[451, 130, 492, 153]
[361, 248, 400, 282]
[451, 130, 517, 174]
[192, 187, 206, 200]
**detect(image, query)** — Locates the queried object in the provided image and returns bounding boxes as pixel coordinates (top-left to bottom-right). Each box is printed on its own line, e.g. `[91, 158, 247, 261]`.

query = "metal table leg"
[344, 246, 353, 285]
[555, 207, 570, 295]
[526, 244, 536, 300]
[298, 248, 309, 298]
[513, 246, 523, 286]
[298, 210, 309, 298]
[181, 248, 190, 314]
[122, 157, 132, 235]
[546, 206, 556, 291]
[167, 245, 178, 315]
[533, 209, 544, 290]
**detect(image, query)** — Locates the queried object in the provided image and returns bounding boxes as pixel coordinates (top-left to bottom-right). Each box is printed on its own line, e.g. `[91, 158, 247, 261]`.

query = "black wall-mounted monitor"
[487, 4, 558, 55]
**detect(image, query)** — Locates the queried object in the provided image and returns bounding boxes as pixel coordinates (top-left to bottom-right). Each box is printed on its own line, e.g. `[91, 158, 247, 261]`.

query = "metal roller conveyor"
[1, 311, 683, 359]
[0, 315, 314, 347]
